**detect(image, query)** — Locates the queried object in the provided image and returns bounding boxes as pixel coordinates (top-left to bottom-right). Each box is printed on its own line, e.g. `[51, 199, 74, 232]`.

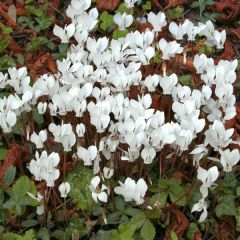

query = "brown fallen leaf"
[214, 0, 240, 23]
[215, 40, 234, 63]
[0, 144, 26, 183]
[28, 53, 57, 80]
[193, 231, 202, 240]
[165, 0, 187, 10]
[163, 206, 189, 240]
[96, 0, 121, 11]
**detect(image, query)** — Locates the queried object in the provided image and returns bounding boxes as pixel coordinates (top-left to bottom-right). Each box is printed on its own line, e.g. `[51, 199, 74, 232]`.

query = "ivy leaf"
[142, 1, 152, 11]
[116, 3, 133, 14]
[167, 6, 183, 20]
[99, 11, 114, 32]
[112, 29, 128, 40]
[215, 195, 237, 218]
[140, 219, 156, 240]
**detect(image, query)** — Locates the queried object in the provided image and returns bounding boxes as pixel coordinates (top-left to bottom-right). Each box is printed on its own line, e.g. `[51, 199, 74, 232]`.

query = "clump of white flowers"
[0, 0, 239, 223]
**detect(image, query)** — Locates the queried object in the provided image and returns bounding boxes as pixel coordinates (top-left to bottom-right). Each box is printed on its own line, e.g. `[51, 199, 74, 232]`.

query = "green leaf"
[179, 75, 192, 86]
[220, 172, 237, 193]
[113, 30, 129, 40]
[170, 231, 178, 240]
[0, 55, 16, 71]
[124, 207, 141, 217]
[0, 38, 10, 53]
[33, 108, 44, 125]
[0, 23, 13, 34]
[34, 16, 55, 32]
[236, 208, 240, 232]
[186, 223, 199, 240]
[3, 176, 37, 216]
[65, 216, 88, 239]
[190, 1, 200, 8]
[144, 209, 161, 219]
[129, 212, 146, 229]
[236, 187, 240, 197]
[37, 227, 50, 240]
[140, 219, 156, 240]
[52, 230, 65, 240]
[167, 6, 183, 20]
[0, 148, 8, 161]
[66, 166, 94, 210]
[116, 3, 133, 14]
[22, 219, 38, 228]
[17, 54, 25, 64]
[96, 230, 111, 240]
[26, 37, 49, 52]
[0, 189, 4, 206]
[215, 195, 237, 218]
[205, 0, 215, 5]
[99, 11, 114, 32]
[142, 1, 152, 11]
[115, 196, 125, 211]
[25, 6, 44, 17]
[3, 166, 16, 187]
[118, 223, 136, 240]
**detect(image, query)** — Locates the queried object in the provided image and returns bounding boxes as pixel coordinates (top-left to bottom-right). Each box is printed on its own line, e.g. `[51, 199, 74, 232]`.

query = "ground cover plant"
[0, 0, 240, 239]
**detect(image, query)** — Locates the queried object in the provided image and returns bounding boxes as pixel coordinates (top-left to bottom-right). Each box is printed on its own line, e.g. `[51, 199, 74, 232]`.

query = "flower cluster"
[0, 0, 239, 221]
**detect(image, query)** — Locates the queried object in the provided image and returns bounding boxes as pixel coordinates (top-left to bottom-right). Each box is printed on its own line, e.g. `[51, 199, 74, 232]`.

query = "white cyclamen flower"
[27, 192, 44, 215]
[89, 176, 108, 203]
[49, 122, 76, 152]
[76, 123, 85, 137]
[197, 166, 219, 188]
[147, 12, 167, 32]
[124, 0, 138, 8]
[159, 73, 178, 95]
[158, 39, 183, 60]
[59, 182, 71, 198]
[53, 23, 75, 43]
[114, 177, 147, 205]
[113, 12, 133, 31]
[77, 145, 97, 166]
[29, 151, 60, 187]
[191, 198, 208, 222]
[37, 102, 47, 114]
[204, 120, 234, 151]
[220, 149, 240, 172]
[30, 130, 47, 149]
